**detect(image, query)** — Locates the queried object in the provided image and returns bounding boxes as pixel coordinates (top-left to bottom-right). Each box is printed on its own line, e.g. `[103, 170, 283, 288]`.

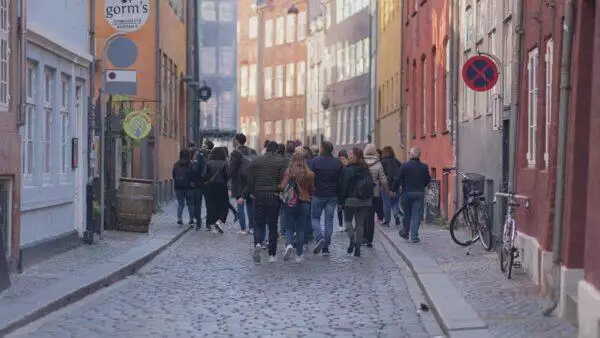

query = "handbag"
[204, 164, 225, 187]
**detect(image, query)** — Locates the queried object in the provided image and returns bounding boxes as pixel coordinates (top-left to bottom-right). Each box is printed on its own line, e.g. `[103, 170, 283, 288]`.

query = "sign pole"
[99, 32, 124, 238]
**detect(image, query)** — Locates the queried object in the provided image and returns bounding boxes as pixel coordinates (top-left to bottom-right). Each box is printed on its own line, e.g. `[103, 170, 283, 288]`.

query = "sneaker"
[338, 226, 345, 232]
[248, 229, 254, 235]
[196, 225, 202, 231]
[295, 255, 304, 263]
[268, 255, 277, 263]
[283, 245, 294, 261]
[366, 242, 373, 248]
[411, 238, 421, 244]
[313, 239, 325, 254]
[321, 247, 330, 255]
[394, 216, 401, 226]
[347, 242, 355, 254]
[238, 230, 248, 235]
[398, 230, 409, 240]
[177, 220, 183, 225]
[189, 220, 195, 226]
[214, 220, 224, 234]
[253, 244, 262, 262]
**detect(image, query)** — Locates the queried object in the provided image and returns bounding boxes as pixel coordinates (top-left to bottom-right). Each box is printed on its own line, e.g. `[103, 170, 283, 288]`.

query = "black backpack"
[238, 151, 256, 181]
[173, 162, 190, 186]
[354, 168, 375, 200]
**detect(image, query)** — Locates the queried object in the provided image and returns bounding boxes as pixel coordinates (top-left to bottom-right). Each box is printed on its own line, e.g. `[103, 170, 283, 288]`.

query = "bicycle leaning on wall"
[442, 167, 492, 251]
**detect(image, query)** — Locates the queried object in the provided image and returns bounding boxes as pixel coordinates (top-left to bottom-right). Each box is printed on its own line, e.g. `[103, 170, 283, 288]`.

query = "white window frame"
[0, 0, 9, 109]
[344, 43, 350, 80]
[60, 75, 70, 175]
[275, 120, 283, 143]
[286, 14, 295, 43]
[285, 63, 295, 96]
[357, 105, 363, 143]
[341, 108, 347, 144]
[476, 0, 484, 41]
[43, 68, 54, 176]
[348, 106, 354, 144]
[489, 0, 497, 30]
[264, 121, 272, 135]
[276, 16, 285, 45]
[336, 43, 344, 81]
[527, 48, 539, 168]
[249, 16, 258, 39]
[264, 66, 273, 99]
[296, 118, 304, 141]
[285, 118, 293, 141]
[363, 38, 370, 73]
[544, 39, 553, 168]
[325, 4, 331, 28]
[249, 64, 257, 97]
[23, 61, 36, 177]
[296, 61, 305, 95]
[349, 43, 356, 78]
[298, 11, 306, 41]
[240, 65, 249, 97]
[356, 40, 363, 75]
[265, 19, 273, 47]
[275, 65, 283, 97]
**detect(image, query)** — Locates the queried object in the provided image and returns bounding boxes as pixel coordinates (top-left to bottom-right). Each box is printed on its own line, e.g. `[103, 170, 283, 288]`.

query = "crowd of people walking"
[172, 133, 432, 263]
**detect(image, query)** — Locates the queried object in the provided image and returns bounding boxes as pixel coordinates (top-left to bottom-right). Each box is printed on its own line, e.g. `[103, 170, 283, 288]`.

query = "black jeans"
[363, 205, 375, 244]
[205, 182, 229, 225]
[344, 206, 370, 245]
[373, 196, 384, 220]
[193, 189, 204, 225]
[252, 192, 281, 256]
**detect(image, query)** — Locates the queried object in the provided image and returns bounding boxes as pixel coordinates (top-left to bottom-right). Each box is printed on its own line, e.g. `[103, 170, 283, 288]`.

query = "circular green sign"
[123, 111, 152, 140]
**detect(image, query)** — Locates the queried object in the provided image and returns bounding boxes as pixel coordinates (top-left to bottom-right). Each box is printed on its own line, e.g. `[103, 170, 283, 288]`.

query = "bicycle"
[442, 167, 492, 251]
[493, 191, 530, 279]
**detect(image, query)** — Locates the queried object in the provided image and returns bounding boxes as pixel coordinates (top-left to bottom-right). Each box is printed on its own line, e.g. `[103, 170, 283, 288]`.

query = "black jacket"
[308, 154, 343, 198]
[172, 160, 193, 190]
[399, 158, 432, 193]
[230, 145, 254, 198]
[204, 159, 229, 185]
[243, 152, 287, 197]
[338, 163, 370, 205]
[381, 156, 402, 191]
[189, 152, 206, 189]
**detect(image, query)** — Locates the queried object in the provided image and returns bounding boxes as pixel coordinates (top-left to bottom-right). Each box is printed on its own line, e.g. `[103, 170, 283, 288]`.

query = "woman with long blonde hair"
[280, 153, 315, 262]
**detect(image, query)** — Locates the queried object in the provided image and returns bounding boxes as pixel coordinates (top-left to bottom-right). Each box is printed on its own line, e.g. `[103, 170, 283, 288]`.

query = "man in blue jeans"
[230, 133, 257, 235]
[398, 147, 431, 243]
[308, 141, 343, 255]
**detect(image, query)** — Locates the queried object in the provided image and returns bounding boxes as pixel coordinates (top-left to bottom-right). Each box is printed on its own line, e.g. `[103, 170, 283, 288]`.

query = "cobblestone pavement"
[407, 223, 577, 338]
[8, 222, 430, 338]
[0, 202, 184, 303]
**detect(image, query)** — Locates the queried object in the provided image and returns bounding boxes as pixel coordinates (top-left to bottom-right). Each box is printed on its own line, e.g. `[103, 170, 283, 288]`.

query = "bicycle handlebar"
[494, 192, 530, 200]
[441, 167, 469, 179]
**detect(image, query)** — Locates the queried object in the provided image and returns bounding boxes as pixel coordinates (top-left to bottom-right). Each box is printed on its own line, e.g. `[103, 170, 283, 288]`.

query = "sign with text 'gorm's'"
[105, 0, 150, 33]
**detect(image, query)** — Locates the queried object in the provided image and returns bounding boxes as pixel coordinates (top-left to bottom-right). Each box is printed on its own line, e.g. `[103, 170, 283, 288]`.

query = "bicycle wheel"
[475, 203, 493, 251]
[500, 219, 515, 278]
[449, 205, 479, 246]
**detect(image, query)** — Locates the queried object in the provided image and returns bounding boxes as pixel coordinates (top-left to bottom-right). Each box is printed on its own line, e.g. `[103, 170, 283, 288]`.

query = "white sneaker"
[214, 220, 224, 233]
[238, 230, 248, 235]
[283, 245, 294, 261]
[268, 255, 277, 263]
[295, 255, 304, 263]
[253, 244, 262, 262]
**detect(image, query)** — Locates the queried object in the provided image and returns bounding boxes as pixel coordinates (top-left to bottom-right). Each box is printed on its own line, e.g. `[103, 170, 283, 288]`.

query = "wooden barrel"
[116, 178, 154, 233]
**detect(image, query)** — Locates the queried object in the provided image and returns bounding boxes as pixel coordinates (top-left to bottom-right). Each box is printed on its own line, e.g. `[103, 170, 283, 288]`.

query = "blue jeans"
[175, 190, 194, 221]
[401, 192, 425, 240]
[237, 198, 254, 231]
[383, 191, 402, 222]
[283, 201, 310, 256]
[311, 196, 337, 247]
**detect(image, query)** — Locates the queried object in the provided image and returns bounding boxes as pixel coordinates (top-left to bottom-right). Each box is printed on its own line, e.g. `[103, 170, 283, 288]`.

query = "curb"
[377, 225, 494, 338]
[0, 225, 191, 336]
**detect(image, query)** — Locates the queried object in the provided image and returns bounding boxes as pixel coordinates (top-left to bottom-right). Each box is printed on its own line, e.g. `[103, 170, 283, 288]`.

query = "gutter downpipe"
[256, 5, 265, 148]
[451, 0, 459, 212]
[543, 0, 575, 316]
[508, 0, 524, 194]
[154, 0, 161, 206]
[193, 1, 200, 145]
[186, 0, 194, 144]
[398, 0, 404, 158]
[84, 0, 96, 243]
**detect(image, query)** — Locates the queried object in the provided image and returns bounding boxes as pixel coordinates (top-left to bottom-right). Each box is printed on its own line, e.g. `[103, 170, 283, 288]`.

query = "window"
[349, 43, 356, 78]
[0, 0, 8, 108]
[325, 4, 331, 28]
[298, 11, 306, 40]
[285, 118, 293, 141]
[356, 40, 364, 75]
[265, 19, 273, 47]
[348, 107, 354, 144]
[363, 38, 370, 72]
[249, 64, 257, 97]
[275, 120, 283, 142]
[249, 16, 258, 38]
[464, 6, 473, 48]
[336, 0, 343, 23]
[60, 75, 70, 174]
[433, 53, 438, 133]
[357, 105, 363, 143]
[343, 0, 350, 20]
[527, 48, 539, 167]
[201, 2, 217, 21]
[341, 108, 347, 144]
[344, 42, 350, 80]
[23, 62, 37, 176]
[489, 0, 497, 29]
[264, 66, 273, 99]
[336, 44, 344, 81]
[487, 32, 497, 116]
[504, 0, 513, 17]
[276, 16, 284, 45]
[275, 65, 283, 97]
[240, 65, 249, 97]
[264, 121, 272, 135]
[296, 118, 304, 141]
[544, 39, 553, 168]
[476, 0, 485, 41]
[297, 61, 305, 95]
[363, 104, 369, 142]
[421, 58, 427, 136]
[444, 41, 451, 130]
[503, 20, 513, 105]
[286, 14, 296, 43]
[336, 110, 342, 144]
[286, 63, 295, 96]
[218, 2, 234, 22]
[43, 69, 54, 175]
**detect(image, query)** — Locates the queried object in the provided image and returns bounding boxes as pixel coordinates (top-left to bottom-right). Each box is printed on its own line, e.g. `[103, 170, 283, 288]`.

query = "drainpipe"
[186, 0, 194, 144]
[83, 0, 96, 243]
[154, 0, 161, 206]
[398, 0, 404, 157]
[543, 0, 575, 316]
[451, 0, 459, 212]
[508, 0, 524, 193]
[193, 1, 200, 145]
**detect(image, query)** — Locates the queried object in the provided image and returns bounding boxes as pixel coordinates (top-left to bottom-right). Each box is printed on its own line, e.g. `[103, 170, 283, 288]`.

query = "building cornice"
[27, 22, 93, 68]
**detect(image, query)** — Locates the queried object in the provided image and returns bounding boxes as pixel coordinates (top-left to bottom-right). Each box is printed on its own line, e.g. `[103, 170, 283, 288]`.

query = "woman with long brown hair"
[280, 153, 315, 262]
[338, 148, 374, 257]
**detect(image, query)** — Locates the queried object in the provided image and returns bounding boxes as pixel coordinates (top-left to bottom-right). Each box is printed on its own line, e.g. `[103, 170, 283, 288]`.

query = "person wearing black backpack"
[173, 149, 194, 226]
[203, 147, 230, 233]
[230, 133, 257, 235]
[338, 148, 375, 257]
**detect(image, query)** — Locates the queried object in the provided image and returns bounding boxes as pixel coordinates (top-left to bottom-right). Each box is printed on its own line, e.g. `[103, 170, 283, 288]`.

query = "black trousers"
[205, 183, 229, 225]
[252, 192, 281, 256]
[363, 205, 375, 244]
[193, 189, 204, 224]
[373, 196, 384, 220]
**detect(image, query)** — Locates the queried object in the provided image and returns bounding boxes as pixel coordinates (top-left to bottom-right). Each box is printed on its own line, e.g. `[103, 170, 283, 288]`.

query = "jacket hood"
[237, 145, 251, 155]
[364, 155, 380, 166]
[364, 143, 378, 156]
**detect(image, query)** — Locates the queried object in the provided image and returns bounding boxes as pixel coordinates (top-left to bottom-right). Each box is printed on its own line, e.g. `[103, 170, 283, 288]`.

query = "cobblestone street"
[8, 221, 431, 338]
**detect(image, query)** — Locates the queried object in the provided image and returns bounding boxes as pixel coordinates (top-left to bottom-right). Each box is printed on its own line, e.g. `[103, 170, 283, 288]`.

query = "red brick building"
[514, 0, 600, 334]
[402, 0, 454, 217]
[238, 0, 307, 149]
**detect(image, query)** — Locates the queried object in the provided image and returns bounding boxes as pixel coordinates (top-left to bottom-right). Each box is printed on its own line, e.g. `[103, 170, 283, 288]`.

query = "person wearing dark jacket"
[381, 146, 403, 226]
[336, 149, 349, 232]
[240, 141, 287, 263]
[338, 147, 372, 257]
[308, 141, 343, 255]
[230, 133, 256, 234]
[190, 147, 206, 230]
[173, 149, 194, 225]
[398, 147, 431, 243]
[203, 147, 230, 233]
